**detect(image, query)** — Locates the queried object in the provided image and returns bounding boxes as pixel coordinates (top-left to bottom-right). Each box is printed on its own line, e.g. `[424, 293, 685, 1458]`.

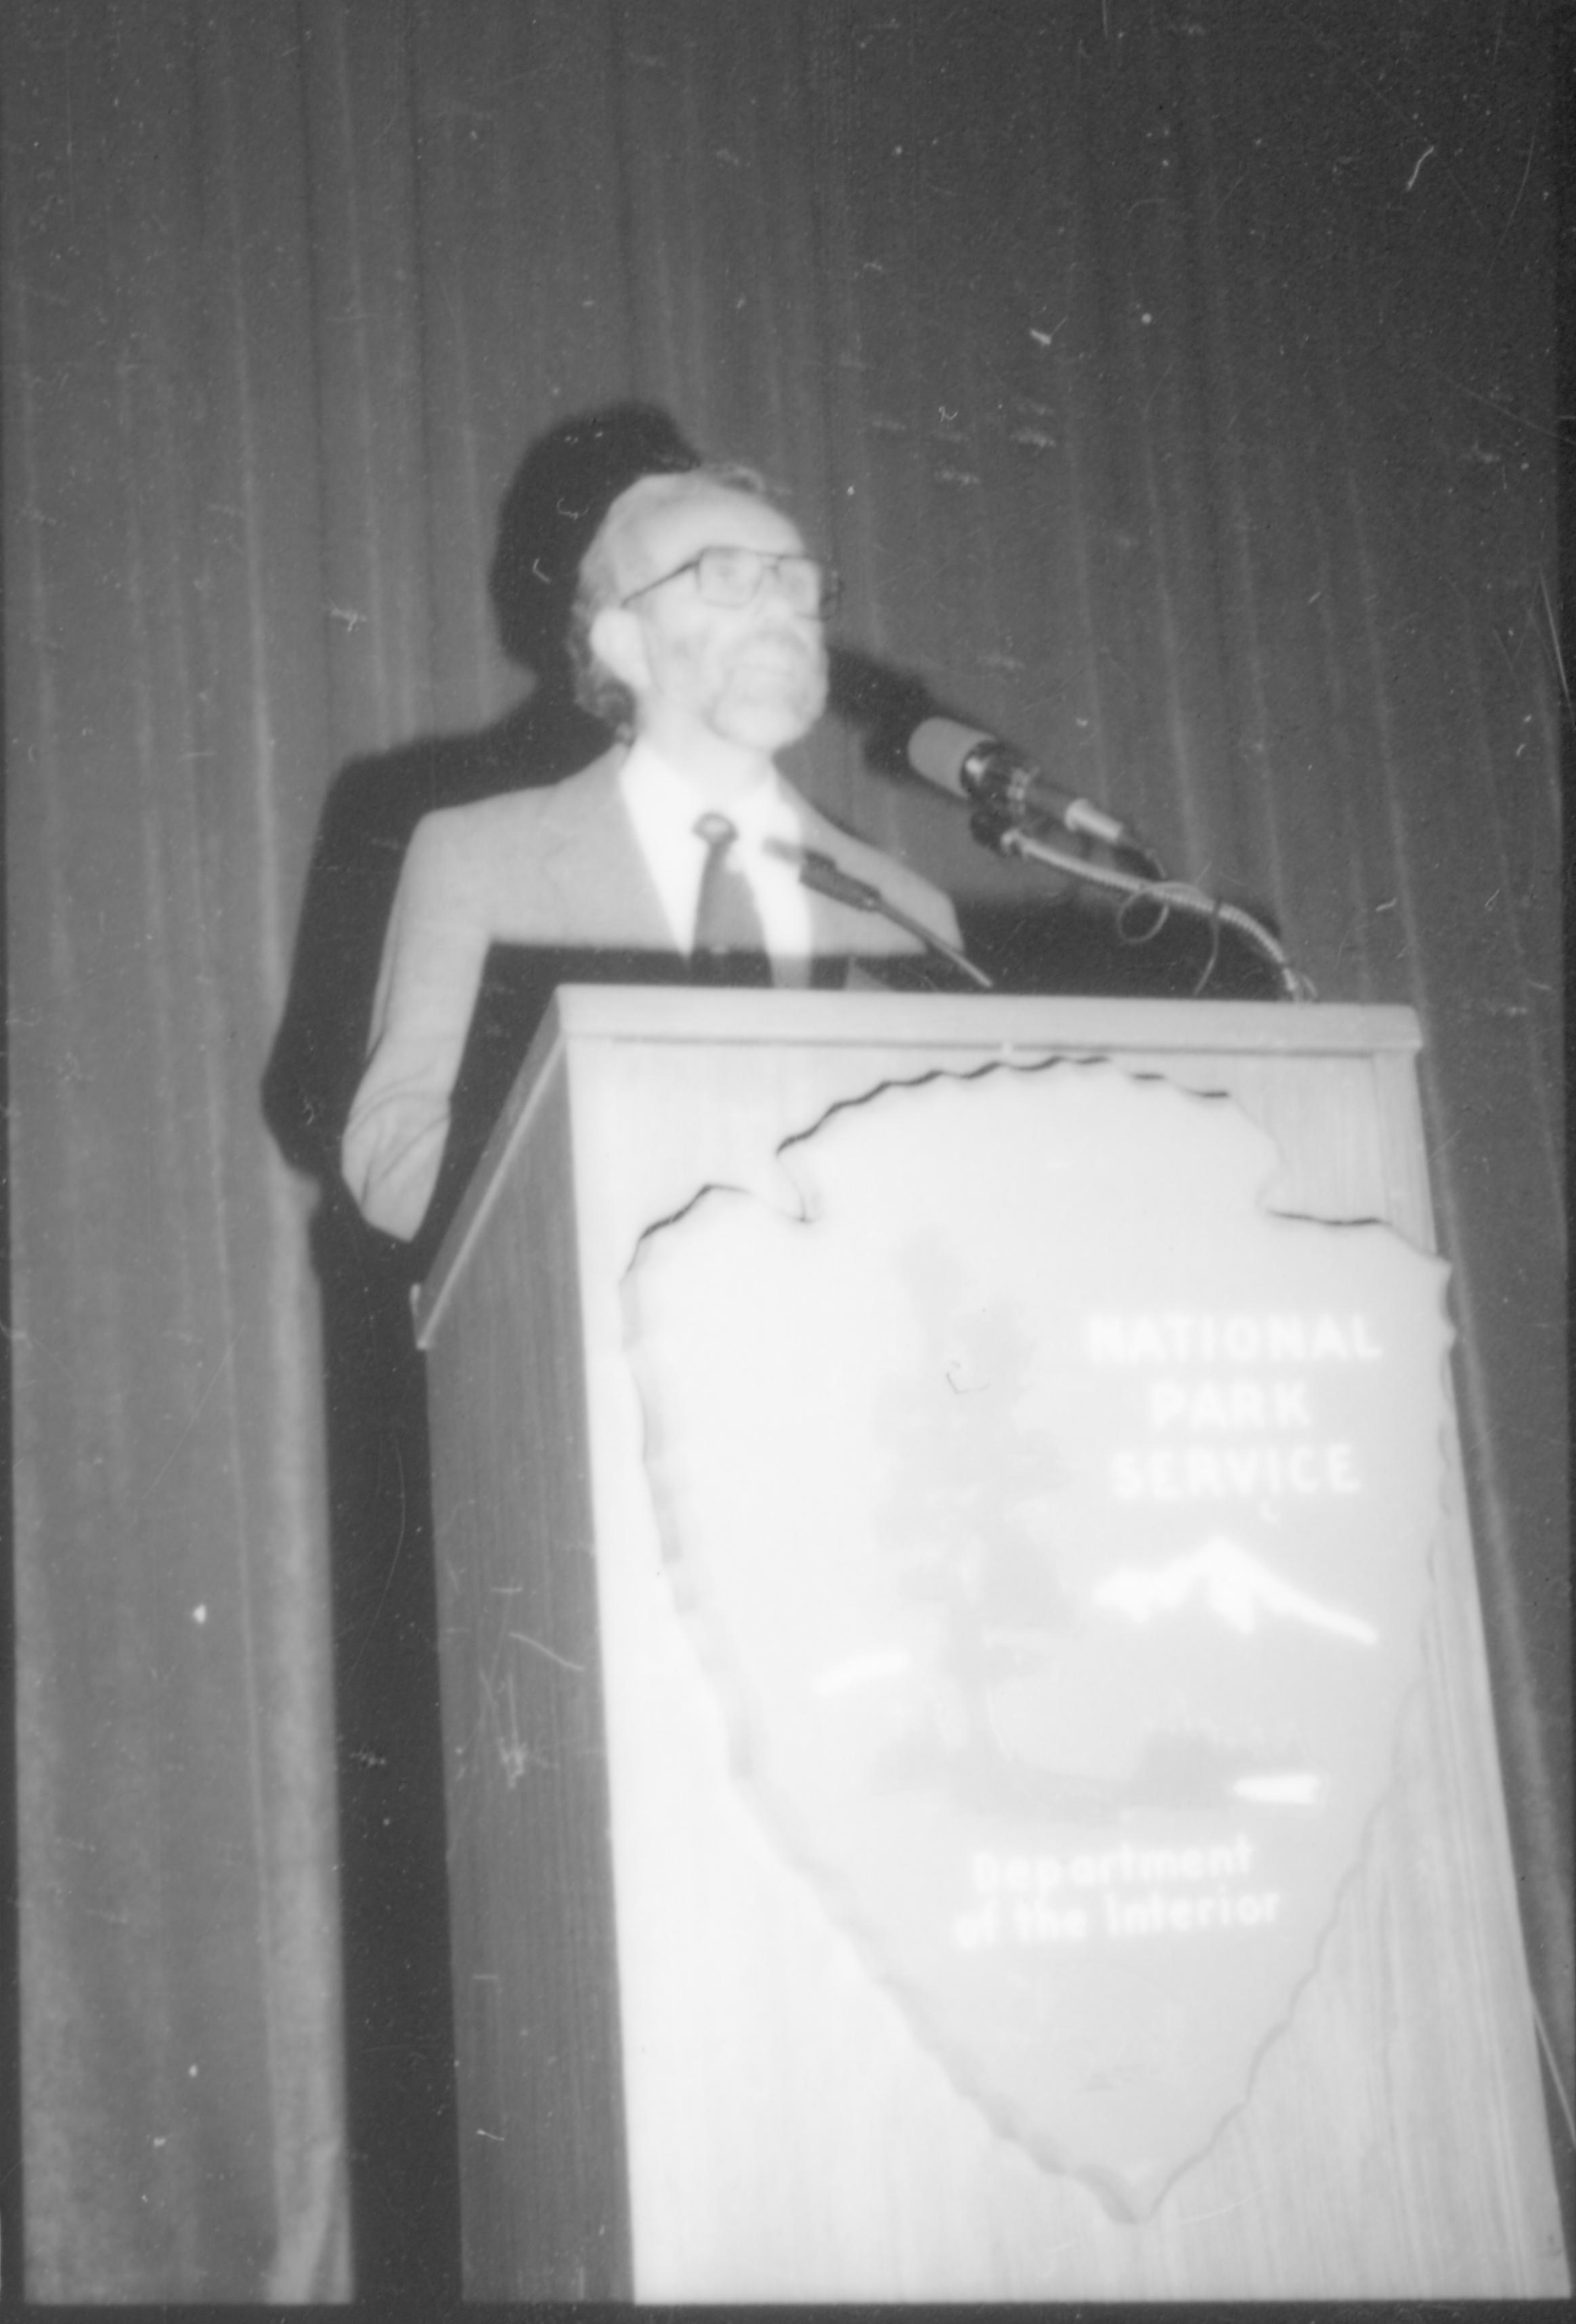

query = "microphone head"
[906, 716, 1000, 798]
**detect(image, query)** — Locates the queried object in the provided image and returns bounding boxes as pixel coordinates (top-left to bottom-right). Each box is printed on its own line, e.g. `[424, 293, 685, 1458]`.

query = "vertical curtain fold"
[5, 0, 351, 2298]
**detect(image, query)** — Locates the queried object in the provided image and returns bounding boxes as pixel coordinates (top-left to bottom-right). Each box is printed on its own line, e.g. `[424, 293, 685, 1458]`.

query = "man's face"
[603, 483, 829, 758]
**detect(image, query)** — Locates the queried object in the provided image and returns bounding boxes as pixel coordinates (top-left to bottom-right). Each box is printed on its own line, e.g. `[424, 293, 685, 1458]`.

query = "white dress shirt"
[617, 738, 814, 963]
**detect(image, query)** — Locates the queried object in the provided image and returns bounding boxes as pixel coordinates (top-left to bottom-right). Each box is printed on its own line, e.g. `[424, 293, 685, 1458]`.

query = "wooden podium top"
[496, 981, 1419, 1056]
[417, 987, 1422, 1341]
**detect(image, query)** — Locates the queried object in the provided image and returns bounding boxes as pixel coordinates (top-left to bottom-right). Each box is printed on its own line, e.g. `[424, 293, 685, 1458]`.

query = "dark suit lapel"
[800, 873, 870, 959]
[791, 794, 918, 960]
[534, 750, 680, 952]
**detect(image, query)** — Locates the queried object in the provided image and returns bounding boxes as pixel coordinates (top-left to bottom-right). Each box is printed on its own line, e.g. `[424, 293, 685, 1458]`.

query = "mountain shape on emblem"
[1090, 1533, 1380, 1646]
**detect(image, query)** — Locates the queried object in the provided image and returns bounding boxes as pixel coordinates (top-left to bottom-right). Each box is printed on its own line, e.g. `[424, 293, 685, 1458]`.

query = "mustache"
[734, 633, 823, 670]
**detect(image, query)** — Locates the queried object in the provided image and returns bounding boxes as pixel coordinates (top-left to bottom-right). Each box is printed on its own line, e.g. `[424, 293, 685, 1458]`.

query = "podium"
[414, 987, 1567, 2302]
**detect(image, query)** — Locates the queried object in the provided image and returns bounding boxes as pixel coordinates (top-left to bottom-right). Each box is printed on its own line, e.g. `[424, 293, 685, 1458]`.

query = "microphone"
[762, 839, 994, 989]
[907, 716, 1131, 849]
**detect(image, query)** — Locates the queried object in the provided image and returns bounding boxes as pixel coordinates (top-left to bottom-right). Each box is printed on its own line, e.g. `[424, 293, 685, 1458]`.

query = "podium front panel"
[417, 990, 1567, 2302]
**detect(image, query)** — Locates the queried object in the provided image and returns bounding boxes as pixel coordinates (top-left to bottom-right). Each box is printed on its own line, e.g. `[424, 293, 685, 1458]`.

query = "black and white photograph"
[1, 0, 1567, 2304]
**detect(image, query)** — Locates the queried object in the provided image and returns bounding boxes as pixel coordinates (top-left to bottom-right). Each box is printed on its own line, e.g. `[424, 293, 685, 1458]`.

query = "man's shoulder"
[403, 750, 623, 876]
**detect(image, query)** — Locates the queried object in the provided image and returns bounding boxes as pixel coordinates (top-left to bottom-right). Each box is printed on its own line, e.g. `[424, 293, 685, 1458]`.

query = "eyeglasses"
[621, 544, 841, 618]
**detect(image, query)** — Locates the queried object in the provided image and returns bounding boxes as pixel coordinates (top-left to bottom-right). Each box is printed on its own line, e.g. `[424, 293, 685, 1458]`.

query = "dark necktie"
[691, 812, 772, 986]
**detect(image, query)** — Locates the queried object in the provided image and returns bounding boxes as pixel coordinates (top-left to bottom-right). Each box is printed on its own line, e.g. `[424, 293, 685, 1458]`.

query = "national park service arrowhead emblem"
[622, 1062, 1453, 2219]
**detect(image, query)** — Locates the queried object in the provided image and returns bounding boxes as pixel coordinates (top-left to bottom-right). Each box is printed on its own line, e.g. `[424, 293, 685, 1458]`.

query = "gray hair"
[569, 460, 781, 727]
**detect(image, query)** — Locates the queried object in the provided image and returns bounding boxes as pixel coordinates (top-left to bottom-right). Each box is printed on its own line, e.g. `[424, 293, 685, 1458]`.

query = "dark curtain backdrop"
[2, 0, 1564, 2300]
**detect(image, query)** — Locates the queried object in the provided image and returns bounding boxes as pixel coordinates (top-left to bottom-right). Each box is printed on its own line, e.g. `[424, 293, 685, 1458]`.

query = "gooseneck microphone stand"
[967, 805, 1313, 1004]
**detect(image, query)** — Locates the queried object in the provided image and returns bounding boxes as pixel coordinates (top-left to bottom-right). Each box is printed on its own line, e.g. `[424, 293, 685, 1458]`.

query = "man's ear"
[588, 603, 649, 695]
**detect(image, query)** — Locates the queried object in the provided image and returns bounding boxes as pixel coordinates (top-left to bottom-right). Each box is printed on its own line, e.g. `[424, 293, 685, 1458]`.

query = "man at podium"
[341, 462, 963, 1242]
[264, 428, 1307, 2295]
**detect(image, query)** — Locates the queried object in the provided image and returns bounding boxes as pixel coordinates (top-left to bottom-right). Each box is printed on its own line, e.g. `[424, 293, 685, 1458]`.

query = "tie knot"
[694, 811, 739, 855]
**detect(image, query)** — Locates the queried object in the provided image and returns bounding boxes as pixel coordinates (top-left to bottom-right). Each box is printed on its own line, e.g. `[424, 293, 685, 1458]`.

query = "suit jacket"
[342, 748, 963, 1239]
